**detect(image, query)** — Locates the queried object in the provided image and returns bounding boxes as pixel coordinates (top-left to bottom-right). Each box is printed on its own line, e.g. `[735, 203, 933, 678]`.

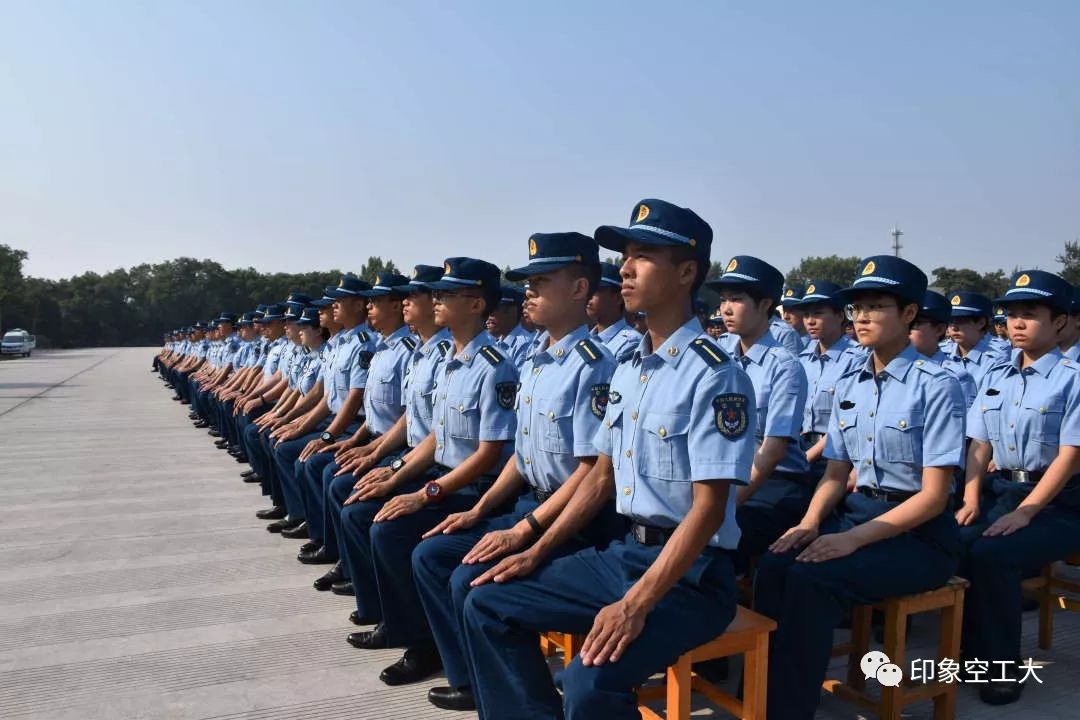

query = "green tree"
[930, 267, 1010, 298]
[0, 243, 29, 333]
[358, 256, 399, 281]
[784, 255, 863, 288]
[1057, 239, 1080, 285]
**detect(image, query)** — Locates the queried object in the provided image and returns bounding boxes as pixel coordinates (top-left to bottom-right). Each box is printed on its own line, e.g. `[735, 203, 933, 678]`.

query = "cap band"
[628, 223, 693, 245]
[951, 305, 985, 313]
[719, 272, 761, 283]
[439, 275, 483, 287]
[1005, 287, 1052, 298]
[852, 276, 901, 287]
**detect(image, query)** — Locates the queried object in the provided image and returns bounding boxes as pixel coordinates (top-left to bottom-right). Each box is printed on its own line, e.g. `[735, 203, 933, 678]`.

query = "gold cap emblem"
[785, 288, 794, 297]
[444, 262, 451, 275]
[636, 204, 650, 222]
[861, 260, 876, 276]
[951, 295, 961, 305]
[529, 238, 537, 257]
[1016, 273, 1030, 287]
[726, 258, 738, 272]
[806, 284, 816, 294]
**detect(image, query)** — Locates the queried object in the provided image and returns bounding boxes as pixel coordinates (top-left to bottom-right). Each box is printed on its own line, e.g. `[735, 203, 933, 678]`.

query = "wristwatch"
[320, 431, 335, 443]
[424, 481, 444, 503]
[390, 457, 406, 473]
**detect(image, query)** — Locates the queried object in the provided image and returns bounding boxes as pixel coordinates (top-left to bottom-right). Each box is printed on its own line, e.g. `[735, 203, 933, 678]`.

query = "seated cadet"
[754, 255, 965, 720]
[411, 232, 621, 711]
[910, 291, 978, 407]
[337, 258, 518, 686]
[1057, 287, 1080, 361]
[992, 304, 1010, 342]
[297, 272, 417, 564]
[191, 314, 240, 429]
[706, 256, 811, 572]
[314, 266, 451, 593]
[586, 263, 642, 363]
[958, 270, 1080, 705]
[268, 275, 376, 537]
[944, 291, 1010, 388]
[488, 285, 532, 369]
[461, 199, 757, 720]
[212, 310, 263, 458]
[705, 308, 725, 340]
[781, 283, 812, 350]
[234, 303, 293, 478]
[795, 281, 862, 479]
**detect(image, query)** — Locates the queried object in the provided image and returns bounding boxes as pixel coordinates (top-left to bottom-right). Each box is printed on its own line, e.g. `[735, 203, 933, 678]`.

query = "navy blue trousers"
[462, 536, 737, 720]
[753, 491, 959, 720]
[959, 475, 1080, 662]
[735, 475, 814, 573]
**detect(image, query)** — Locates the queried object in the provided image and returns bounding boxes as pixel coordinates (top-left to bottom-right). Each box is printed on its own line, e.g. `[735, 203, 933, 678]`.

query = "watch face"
[425, 482, 440, 498]
[321, 432, 332, 442]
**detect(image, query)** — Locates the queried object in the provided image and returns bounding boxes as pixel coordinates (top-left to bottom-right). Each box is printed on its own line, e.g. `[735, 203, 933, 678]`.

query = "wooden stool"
[540, 631, 585, 669]
[825, 577, 969, 720]
[636, 605, 776, 720]
[1022, 552, 1080, 650]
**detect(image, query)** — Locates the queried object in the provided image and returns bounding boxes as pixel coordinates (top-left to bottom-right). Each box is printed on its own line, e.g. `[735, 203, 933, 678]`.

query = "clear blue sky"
[1, 1, 1077, 280]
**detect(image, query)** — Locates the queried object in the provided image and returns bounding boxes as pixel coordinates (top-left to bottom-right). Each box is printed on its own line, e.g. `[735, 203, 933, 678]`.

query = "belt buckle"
[632, 524, 648, 544]
[1011, 470, 1031, 484]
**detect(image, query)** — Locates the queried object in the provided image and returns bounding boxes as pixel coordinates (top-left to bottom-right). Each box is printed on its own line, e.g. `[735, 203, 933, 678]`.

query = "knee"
[560, 661, 620, 713]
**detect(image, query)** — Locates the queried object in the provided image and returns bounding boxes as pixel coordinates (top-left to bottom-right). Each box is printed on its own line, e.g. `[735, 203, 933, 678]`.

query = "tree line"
[1, 242, 1078, 348]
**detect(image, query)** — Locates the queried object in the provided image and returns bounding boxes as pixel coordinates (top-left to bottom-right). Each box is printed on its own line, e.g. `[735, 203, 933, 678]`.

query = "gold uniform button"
[524, 458, 531, 465]
[869, 411, 875, 417]
[437, 443, 444, 449]
[462, 354, 470, 362]
[667, 346, 678, 357]
[625, 449, 633, 458]
[867, 435, 873, 442]
[898, 420, 907, 428]
[1040, 407, 1047, 414]
[522, 428, 528, 435]
[533, 367, 541, 374]
[915, 359, 924, 366]
[631, 410, 638, 421]
[659, 427, 667, 438]
[640, 375, 648, 383]
[524, 396, 531, 404]
[554, 348, 564, 357]
[1008, 444, 1015, 452]
[548, 411, 555, 420]
[458, 404, 464, 412]
[438, 420, 444, 426]
[623, 487, 632, 496]
[605, 420, 612, 428]
[839, 420, 846, 428]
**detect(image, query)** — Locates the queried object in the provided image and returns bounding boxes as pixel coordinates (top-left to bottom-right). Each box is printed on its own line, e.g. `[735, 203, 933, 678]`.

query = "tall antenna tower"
[890, 226, 903, 257]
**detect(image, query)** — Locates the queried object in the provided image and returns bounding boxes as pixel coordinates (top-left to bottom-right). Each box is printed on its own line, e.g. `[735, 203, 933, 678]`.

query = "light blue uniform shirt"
[928, 349, 978, 408]
[592, 318, 642, 363]
[498, 324, 534, 371]
[721, 332, 810, 475]
[262, 336, 289, 378]
[324, 326, 378, 415]
[220, 334, 241, 369]
[769, 317, 803, 356]
[967, 349, 1080, 471]
[1065, 341, 1080, 363]
[281, 342, 304, 389]
[799, 335, 862, 435]
[431, 330, 519, 470]
[594, 319, 757, 549]
[298, 345, 326, 395]
[404, 329, 453, 448]
[363, 325, 417, 435]
[825, 344, 966, 493]
[942, 333, 1009, 389]
[514, 326, 616, 493]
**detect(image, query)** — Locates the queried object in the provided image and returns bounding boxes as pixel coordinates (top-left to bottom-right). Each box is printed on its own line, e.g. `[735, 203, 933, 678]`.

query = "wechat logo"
[860, 650, 903, 687]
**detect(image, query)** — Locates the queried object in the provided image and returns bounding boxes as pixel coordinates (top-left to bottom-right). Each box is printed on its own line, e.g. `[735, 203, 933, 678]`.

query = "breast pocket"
[836, 410, 860, 462]
[371, 372, 400, 407]
[536, 395, 574, 454]
[812, 386, 835, 430]
[640, 412, 692, 481]
[448, 396, 480, 440]
[978, 396, 1005, 441]
[334, 363, 351, 394]
[879, 410, 924, 464]
[1023, 398, 1063, 445]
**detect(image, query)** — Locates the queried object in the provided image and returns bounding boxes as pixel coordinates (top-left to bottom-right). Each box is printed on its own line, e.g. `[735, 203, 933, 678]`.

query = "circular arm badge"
[713, 394, 749, 438]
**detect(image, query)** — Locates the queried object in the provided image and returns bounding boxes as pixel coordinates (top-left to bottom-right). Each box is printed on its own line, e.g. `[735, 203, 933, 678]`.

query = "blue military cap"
[705, 255, 785, 302]
[947, 291, 993, 319]
[992, 304, 1007, 324]
[325, 274, 371, 298]
[796, 279, 845, 309]
[295, 306, 322, 327]
[401, 264, 444, 293]
[918, 291, 952, 324]
[310, 293, 336, 308]
[192, 321, 208, 330]
[707, 307, 724, 325]
[216, 312, 238, 324]
[258, 303, 288, 321]
[237, 311, 260, 327]
[255, 304, 269, 313]
[361, 272, 412, 297]
[505, 232, 599, 280]
[598, 263, 622, 289]
[837, 255, 927, 306]
[423, 257, 502, 291]
[499, 285, 526, 306]
[994, 270, 1073, 314]
[781, 284, 806, 308]
[283, 302, 305, 321]
[594, 198, 712, 262]
[287, 291, 313, 305]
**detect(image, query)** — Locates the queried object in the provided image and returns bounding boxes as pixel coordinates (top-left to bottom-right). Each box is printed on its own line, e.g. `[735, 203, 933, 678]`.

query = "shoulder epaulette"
[357, 331, 370, 343]
[479, 345, 505, 366]
[436, 339, 452, 356]
[575, 338, 602, 364]
[689, 338, 727, 368]
[912, 357, 947, 376]
[401, 336, 417, 351]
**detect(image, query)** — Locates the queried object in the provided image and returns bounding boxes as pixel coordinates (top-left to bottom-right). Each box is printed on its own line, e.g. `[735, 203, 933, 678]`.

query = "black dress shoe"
[348, 624, 390, 649]
[214, 440, 229, 448]
[172, 394, 182, 401]
[314, 562, 345, 591]
[193, 421, 209, 428]
[380, 645, 442, 685]
[350, 609, 378, 625]
[180, 399, 191, 405]
[428, 686, 477, 711]
[281, 521, 310, 539]
[208, 430, 221, 437]
[234, 453, 248, 463]
[267, 517, 301, 533]
[241, 469, 256, 478]
[242, 473, 262, 484]
[299, 545, 334, 565]
[331, 580, 355, 596]
[298, 541, 320, 554]
[255, 505, 287, 520]
[980, 681, 1024, 705]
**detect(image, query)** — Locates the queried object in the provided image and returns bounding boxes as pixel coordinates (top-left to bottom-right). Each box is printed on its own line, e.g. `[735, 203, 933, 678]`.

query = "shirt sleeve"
[1059, 369, 1080, 447]
[688, 366, 757, 485]
[921, 371, 966, 468]
[965, 371, 994, 443]
[348, 341, 373, 390]
[761, 355, 807, 441]
[571, 356, 616, 457]
[823, 378, 852, 463]
[477, 361, 519, 442]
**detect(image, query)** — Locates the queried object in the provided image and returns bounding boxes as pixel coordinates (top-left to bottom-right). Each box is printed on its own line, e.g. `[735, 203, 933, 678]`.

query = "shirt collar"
[801, 334, 853, 361]
[534, 325, 589, 366]
[1005, 347, 1063, 377]
[448, 329, 497, 367]
[594, 318, 629, 343]
[634, 318, 703, 368]
[378, 325, 412, 349]
[731, 329, 780, 365]
[858, 343, 919, 382]
[419, 327, 452, 356]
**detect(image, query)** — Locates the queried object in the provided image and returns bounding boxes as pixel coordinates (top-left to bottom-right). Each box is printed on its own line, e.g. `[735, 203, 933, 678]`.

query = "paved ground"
[0, 348, 1077, 719]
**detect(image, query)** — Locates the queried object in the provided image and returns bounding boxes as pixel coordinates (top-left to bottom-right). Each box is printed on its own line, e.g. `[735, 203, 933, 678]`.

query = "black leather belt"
[1003, 469, 1043, 485]
[801, 432, 825, 446]
[858, 486, 916, 502]
[630, 522, 675, 547]
[531, 487, 555, 503]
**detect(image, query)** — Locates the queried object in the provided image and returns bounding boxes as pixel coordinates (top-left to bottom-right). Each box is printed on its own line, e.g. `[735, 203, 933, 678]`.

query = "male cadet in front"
[313, 265, 451, 595]
[487, 285, 532, 369]
[706, 256, 811, 572]
[460, 199, 757, 720]
[943, 290, 1009, 388]
[296, 272, 416, 565]
[755, 256, 964, 720]
[267, 275, 376, 537]
[410, 233, 619, 712]
[335, 258, 518, 686]
[780, 283, 811, 350]
[587, 262, 642, 363]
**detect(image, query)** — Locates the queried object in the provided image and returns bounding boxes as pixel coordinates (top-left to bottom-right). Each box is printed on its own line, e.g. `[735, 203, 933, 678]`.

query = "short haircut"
[564, 262, 601, 297]
[665, 245, 707, 296]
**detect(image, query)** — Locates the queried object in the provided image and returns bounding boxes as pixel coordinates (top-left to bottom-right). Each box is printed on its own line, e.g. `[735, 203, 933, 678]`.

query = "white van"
[1, 329, 36, 357]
